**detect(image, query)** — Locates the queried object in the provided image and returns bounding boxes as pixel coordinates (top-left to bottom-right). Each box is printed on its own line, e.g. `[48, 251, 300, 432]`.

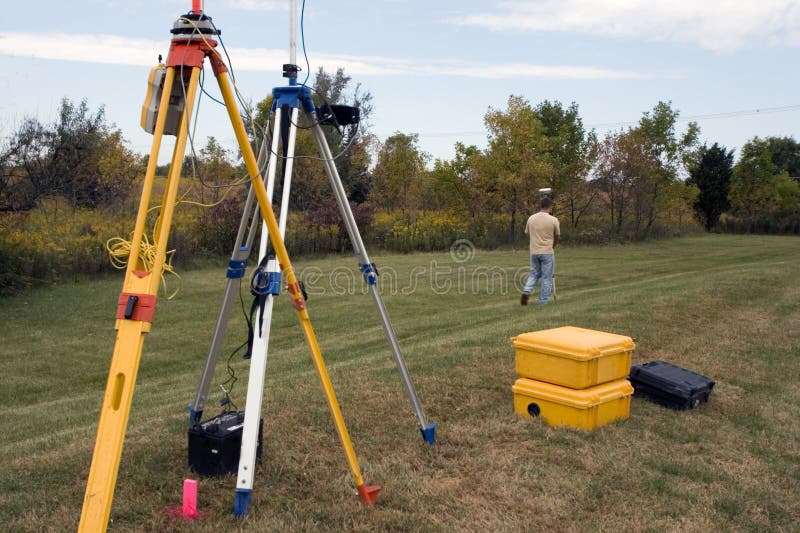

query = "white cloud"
[448, 0, 800, 52]
[0, 32, 647, 80]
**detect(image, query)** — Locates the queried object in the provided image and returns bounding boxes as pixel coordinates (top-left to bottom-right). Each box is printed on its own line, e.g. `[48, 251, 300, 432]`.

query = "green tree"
[763, 136, 800, 177]
[371, 133, 429, 214]
[95, 131, 143, 208]
[594, 129, 658, 235]
[730, 140, 780, 232]
[195, 136, 236, 203]
[631, 101, 699, 235]
[532, 101, 598, 228]
[1, 117, 50, 210]
[482, 95, 552, 240]
[0, 98, 138, 211]
[423, 142, 483, 215]
[687, 143, 734, 230]
[728, 137, 800, 233]
[774, 174, 800, 210]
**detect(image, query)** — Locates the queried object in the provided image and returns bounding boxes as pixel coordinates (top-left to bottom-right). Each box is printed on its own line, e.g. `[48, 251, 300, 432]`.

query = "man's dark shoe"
[520, 293, 529, 305]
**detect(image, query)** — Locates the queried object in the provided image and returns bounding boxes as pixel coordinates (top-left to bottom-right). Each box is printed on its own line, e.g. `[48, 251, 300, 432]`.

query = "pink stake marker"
[166, 478, 203, 520]
[182, 479, 199, 518]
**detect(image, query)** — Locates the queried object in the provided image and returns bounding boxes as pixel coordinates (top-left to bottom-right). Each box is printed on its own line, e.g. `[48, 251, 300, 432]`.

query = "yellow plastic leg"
[78, 66, 201, 531]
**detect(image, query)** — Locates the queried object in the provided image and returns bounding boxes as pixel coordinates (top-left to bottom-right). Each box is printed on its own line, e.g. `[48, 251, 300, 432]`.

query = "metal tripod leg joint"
[272, 84, 315, 111]
[226, 258, 248, 279]
[359, 262, 379, 285]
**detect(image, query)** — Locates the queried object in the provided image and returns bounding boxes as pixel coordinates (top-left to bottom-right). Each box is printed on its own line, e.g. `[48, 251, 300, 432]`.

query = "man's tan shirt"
[525, 212, 560, 254]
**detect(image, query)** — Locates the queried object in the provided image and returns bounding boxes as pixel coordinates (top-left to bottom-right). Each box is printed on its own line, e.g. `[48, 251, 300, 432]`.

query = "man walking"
[521, 197, 560, 305]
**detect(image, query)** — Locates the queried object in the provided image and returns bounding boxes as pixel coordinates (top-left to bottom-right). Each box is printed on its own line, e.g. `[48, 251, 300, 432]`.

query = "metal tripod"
[78, 3, 377, 530]
[189, 86, 437, 443]
[225, 80, 438, 517]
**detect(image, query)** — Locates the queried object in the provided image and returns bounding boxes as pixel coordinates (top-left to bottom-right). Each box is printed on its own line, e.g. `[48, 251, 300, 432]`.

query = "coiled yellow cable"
[106, 230, 181, 300]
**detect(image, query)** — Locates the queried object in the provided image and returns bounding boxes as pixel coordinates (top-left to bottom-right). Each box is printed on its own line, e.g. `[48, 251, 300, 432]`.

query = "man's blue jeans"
[523, 254, 554, 304]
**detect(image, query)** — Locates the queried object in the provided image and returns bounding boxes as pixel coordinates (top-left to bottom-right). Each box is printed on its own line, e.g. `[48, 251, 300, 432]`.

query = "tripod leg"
[310, 123, 436, 445]
[79, 66, 201, 532]
[190, 119, 275, 423]
[189, 184, 258, 423]
[213, 67, 378, 504]
[234, 106, 293, 517]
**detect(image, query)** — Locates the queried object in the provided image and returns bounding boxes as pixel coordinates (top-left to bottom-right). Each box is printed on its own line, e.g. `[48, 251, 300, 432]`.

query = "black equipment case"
[188, 411, 262, 476]
[629, 360, 714, 409]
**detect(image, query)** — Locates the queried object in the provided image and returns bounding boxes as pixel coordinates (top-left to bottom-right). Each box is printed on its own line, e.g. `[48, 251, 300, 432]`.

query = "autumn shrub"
[0, 199, 130, 294]
[194, 190, 248, 256]
[370, 211, 470, 252]
[716, 211, 800, 234]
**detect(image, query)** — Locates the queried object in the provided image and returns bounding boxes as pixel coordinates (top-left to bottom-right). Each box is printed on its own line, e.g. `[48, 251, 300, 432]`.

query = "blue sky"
[1, 0, 798, 164]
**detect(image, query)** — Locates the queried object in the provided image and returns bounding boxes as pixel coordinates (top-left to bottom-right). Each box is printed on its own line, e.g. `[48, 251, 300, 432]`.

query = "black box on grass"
[188, 411, 262, 476]
[629, 360, 715, 410]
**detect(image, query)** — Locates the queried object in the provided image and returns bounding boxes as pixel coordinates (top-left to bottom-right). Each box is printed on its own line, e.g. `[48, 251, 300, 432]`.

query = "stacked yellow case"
[511, 326, 635, 430]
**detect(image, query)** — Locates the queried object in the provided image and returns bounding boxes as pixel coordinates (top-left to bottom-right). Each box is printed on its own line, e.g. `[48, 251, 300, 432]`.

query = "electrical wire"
[175, 16, 269, 194]
[412, 104, 800, 139]
[218, 338, 246, 412]
[107, 7, 362, 295]
[105, 18, 254, 294]
[215, 274, 258, 413]
[211, 278, 251, 415]
[300, 0, 311, 88]
[178, 9, 362, 170]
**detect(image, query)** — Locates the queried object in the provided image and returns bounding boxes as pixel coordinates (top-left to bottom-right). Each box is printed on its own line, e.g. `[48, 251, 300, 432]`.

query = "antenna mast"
[289, 0, 297, 67]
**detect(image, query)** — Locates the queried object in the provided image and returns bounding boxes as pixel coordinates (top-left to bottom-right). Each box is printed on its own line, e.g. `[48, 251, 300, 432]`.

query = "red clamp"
[287, 282, 306, 310]
[116, 293, 158, 323]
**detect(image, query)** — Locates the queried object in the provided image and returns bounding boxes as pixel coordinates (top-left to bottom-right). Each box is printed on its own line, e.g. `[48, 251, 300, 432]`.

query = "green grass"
[1, 234, 799, 531]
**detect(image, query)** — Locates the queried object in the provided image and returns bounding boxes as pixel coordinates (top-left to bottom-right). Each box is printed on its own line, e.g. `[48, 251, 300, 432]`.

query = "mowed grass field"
[1, 234, 799, 531]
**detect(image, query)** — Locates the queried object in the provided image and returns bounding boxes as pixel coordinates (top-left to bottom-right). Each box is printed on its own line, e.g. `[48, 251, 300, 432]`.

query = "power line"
[396, 103, 800, 140]
[590, 104, 800, 129]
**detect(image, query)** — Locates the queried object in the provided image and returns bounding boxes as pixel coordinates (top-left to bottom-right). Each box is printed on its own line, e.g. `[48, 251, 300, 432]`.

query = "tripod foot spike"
[420, 423, 437, 445]
[234, 488, 252, 517]
[356, 484, 380, 505]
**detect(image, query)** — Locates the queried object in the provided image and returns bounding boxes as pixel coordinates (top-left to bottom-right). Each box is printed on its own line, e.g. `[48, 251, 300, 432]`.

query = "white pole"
[289, 0, 297, 67]
[234, 108, 285, 517]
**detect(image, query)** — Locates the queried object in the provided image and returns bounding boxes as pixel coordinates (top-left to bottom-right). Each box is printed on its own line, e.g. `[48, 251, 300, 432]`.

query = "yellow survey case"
[512, 378, 633, 431]
[512, 326, 634, 389]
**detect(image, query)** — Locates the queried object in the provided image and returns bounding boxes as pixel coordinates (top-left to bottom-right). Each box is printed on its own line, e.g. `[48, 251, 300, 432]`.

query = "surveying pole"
[79, 3, 377, 530]
[233, 73, 297, 517]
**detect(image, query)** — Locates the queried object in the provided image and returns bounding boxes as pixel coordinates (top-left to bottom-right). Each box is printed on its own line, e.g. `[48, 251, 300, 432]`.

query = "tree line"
[2, 68, 799, 255]
[1, 99, 143, 212]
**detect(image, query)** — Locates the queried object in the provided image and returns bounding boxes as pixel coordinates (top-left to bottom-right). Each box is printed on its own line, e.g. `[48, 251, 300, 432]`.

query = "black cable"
[173, 8, 361, 194]
[199, 68, 226, 107]
[218, 339, 245, 412]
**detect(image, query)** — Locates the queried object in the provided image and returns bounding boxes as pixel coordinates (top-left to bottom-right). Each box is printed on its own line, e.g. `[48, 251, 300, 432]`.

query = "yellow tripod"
[79, 6, 378, 531]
